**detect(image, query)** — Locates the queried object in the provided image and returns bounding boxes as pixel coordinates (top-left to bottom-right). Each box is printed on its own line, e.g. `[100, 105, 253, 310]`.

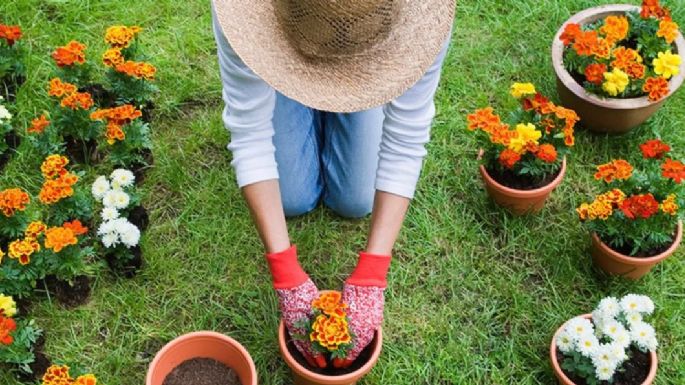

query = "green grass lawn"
[2, 0, 685, 384]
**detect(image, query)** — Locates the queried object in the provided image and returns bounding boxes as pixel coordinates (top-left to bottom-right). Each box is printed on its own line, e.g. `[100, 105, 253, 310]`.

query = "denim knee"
[282, 192, 319, 217]
[325, 194, 373, 219]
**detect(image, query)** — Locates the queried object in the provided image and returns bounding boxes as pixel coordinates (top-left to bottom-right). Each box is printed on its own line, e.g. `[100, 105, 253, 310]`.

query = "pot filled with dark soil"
[146, 331, 257, 385]
[479, 157, 567, 215]
[63, 135, 100, 165]
[590, 220, 682, 280]
[128, 205, 150, 231]
[105, 245, 143, 278]
[43, 275, 92, 308]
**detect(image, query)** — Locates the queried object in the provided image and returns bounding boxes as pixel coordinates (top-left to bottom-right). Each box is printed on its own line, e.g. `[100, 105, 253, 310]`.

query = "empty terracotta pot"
[552, 4, 685, 134]
[551, 314, 658, 384]
[146, 331, 258, 385]
[479, 157, 566, 215]
[590, 220, 682, 280]
[278, 321, 382, 385]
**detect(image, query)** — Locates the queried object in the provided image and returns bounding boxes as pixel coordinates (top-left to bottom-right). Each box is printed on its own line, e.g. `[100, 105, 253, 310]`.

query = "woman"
[212, 0, 455, 369]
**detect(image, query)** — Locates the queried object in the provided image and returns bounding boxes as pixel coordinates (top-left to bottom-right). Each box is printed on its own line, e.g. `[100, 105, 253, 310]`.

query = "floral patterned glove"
[266, 245, 327, 368]
[334, 252, 391, 368]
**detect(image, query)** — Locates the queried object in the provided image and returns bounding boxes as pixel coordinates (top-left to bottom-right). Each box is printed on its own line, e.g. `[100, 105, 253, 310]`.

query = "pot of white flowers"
[550, 295, 658, 385]
[92, 169, 146, 277]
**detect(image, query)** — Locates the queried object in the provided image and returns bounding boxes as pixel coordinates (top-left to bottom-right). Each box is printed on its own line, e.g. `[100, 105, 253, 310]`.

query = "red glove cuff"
[346, 252, 392, 288]
[266, 245, 309, 289]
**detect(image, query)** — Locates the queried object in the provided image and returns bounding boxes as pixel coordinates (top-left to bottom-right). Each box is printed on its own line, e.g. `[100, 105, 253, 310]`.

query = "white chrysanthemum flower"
[101, 207, 120, 221]
[614, 329, 631, 349]
[631, 322, 658, 352]
[597, 297, 620, 319]
[566, 317, 594, 341]
[602, 320, 626, 340]
[98, 220, 117, 236]
[636, 295, 655, 315]
[592, 344, 617, 368]
[625, 311, 643, 326]
[0, 105, 12, 122]
[592, 309, 610, 334]
[119, 223, 141, 247]
[621, 294, 644, 314]
[595, 363, 617, 382]
[112, 218, 130, 234]
[557, 330, 575, 353]
[112, 190, 130, 209]
[608, 343, 628, 364]
[92, 176, 111, 200]
[102, 190, 118, 208]
[578, 333, 600, 358]
[110, 169, 135, 188]
[101, 232, 119, 248]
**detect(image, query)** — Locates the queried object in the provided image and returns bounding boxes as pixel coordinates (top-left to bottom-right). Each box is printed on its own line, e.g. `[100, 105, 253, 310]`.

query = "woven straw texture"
[213, 0, 455, 112]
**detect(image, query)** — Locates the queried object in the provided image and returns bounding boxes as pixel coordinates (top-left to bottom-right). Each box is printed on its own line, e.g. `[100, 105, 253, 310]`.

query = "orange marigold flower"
[105, 122, 126, 145]
[597, 189, 626, 208]
[592, 38, 612, 59]
[589, 199, 614, 220]
[626, 62, 646, 80]
[600, 15, 630, 44]
[51, 40, 86, 67]
[74, 374, 98, 385]
[594, 159, 633, 182]
[641, 0, 671, 20]
[105, 25, 142, 48]
[573, 30, 599, 56]
[41, 155, 69, 179]
[102, 48, 124, 67]
[47, 78, 77, 98]
[560, 23, 582, 46]
[0, 25, 22, 46]
[498, 149, 521, 169]
[585, 63, 607, 85]
[643, 77, 670, 101]
[115, 60, 156, 80]
[612, 47, 642, 71]
[0, 316, 16, 345]
[42, 365, 71, 384]
[657, 20, 679, 44]
[63, 220, 88, 236]
[25, 221, 47, 239]
[39, 172, 79, 205]
[310, 314, 352, 350]
[27, 114, 51, 135]
[8, 238, 39, 265]
[44, 226, 78, 253]
[564, 126, 575, 147]
[488, 124, 515, 145]
[620, 193, 660, 219]
[662, 159, 685, 183]
[0, 188, 30, 217]
[640, 139, 671, 159]
[535, 144, 558, 163]
[523, 93, 554, 115]
[467, 107, 501, 132]
[312, 291, 347, 318]
[91, 104, 142, 126]
[60, 92, 94, 110]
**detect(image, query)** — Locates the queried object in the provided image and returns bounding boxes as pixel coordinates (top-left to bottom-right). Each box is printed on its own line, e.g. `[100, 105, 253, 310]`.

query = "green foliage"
[52, 103, 101, 142]
[103, 120, 152, 168]
[0, 39, 25, 82]
[0, 318, 42, 374]
[0, 212, 29, 240]
[560, 351, 598, 385]
[44, 177, 94, 226]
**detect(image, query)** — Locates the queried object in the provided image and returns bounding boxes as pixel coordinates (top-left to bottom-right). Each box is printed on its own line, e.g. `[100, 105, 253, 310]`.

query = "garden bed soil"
[5, 131, 21, 150]
[132, 148, 154, 184]
[557, 347, 650, 385]
[129, 205, 150, 231]
[485, 166, 561, 190]
[63, 135, 100, 165]
[79, 84, 116, 108]
[105, 246, 143, 278]
[43, 275, 91, 308]
[287, 330, 375, 376]
[162, 358, 240, 385]
[1, 74, 26, 103]
[141, 100, 155, 123]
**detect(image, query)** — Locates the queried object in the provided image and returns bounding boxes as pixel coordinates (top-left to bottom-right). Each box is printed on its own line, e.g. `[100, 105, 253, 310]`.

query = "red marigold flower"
[63, 220, 88, 236]
[0, 25, 22, 46]
[28, 114, 51, 135]
[535, 144, 558, 163]
[620, 193, 660, 219]
[51, 40, 87, 67]
[560, 23, 582, 46]
[585, 63, 607, 85]
[498, 149, 521, 169]
[643, 77, 669, 101]
[0, 316, 17, 345]
[662, 159, 685, 183]
[640, 139, 671, 159]
[626, 62, 646, 80]
[573, 30, 599, 56]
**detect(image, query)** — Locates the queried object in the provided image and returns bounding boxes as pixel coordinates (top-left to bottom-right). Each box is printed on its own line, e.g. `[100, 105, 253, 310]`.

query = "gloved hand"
[334, 251, 391, 368]
[266, 245, 327, 368]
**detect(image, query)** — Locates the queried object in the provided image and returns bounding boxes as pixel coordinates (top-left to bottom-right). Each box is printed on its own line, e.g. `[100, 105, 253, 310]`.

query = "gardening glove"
[266, 245, 327, 368]
[334, 251, 391, 369]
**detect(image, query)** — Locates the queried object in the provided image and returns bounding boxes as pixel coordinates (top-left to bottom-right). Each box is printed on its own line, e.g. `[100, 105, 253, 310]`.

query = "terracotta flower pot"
[479, 157, 566, 215]
[278, 321, 382, 385]
[590, 220, 682, 280]
[552, 4, 685, 134]
[550, 314, 658, 385]
[146, 331, 258, 385]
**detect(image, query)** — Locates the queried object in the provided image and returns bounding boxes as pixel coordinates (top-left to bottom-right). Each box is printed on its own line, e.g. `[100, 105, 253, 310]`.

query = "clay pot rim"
[551, 4, 685, 110]
[550, 314, 658, 385]
[278, 321, 383, 384]
[146, 330, 258, 385]
[591, 220, 683, 265]
[479, 157, 567, 197]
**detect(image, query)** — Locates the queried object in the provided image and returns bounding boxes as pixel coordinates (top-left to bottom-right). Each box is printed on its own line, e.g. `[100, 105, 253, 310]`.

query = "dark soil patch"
[286, 329, 375, 376]
[1, 74, 26, 103]
[128, 205, 149, 231]
[132, 148, 154, 184]
[0, 153, 8, 172]
[15, 335, 51, 383]
[141, 101, 155, 123]
[64, 135, 100, 165]
[557, 347, 650, 385]
[601, 226, 677, 258]
[44, 275, 91, 308]
[486, 166, 561, 190]
[79, 84, 116, 108]
[105, 246, 143, 278]
[5, 131, 21, 150]
[162, 358, 240, 385]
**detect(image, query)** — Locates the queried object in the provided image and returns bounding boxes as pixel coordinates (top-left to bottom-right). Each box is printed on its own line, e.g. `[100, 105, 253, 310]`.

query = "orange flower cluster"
[39, 155, 79, 205]
[42, 365, 97, 385]
[599, 15, 630, 45]
[657, 20, 679, 44]
[312, 291, 347, 318]
[48, 78, 77, 98]
[309, 292, 352, 352]
[115, 60, 156, 80]
[0, 24, 22, 46]
[620, 193, 660, 219]
[643, 77, 670, 101]
[612, 47, 645, 80]
[641, 0, 672, 20]
[594, 159, 634, 182]
[499, 149, 521, 169]
[0, 188, 30, 217]
[640, 139, 671, 159]
[28, 114, 51, 135]
[8, 238, 40, 265]
[48, 78, 93, 111]
[535, 143, 558, 163]
[44, 226, 78, 253]
[105, 25, 141, 49]
[51, 40, 86, 67]
[102, 48, 124, 67]
[91, 104, 142, 144]
[585, 63, 607, 85]
[662, 159, 685, 183]
[0, 315, 16, 345]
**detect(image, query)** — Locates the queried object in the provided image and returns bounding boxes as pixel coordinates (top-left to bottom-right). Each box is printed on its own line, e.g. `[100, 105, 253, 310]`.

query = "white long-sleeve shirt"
[213, 14, 449, 199]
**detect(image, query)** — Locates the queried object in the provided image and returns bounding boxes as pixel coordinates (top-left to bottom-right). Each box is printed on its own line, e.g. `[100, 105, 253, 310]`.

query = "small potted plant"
[577, 139, 683, 279]
[146, 331, 257, 385]
[552, 1, 684, 133]
[551, 295, 658, 385]
[278, 291, 382, 385]
[40, 365, 98, 385]
[0, 96, 21, 170]
[38, 155, 93, 226]
[0, 24, 25, 103]
[0, 187, 30, 248]
[467, 82, 578, 215]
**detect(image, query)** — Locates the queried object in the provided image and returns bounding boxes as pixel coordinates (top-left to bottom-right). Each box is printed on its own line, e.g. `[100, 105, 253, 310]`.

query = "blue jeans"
[273, 92, 384, 218]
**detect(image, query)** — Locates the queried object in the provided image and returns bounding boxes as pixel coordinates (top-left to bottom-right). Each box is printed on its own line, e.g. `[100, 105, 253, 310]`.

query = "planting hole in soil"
[15, 334, 50, 383]
[286, 329, 376, 376]
[106, 246, 143, 278]
[1, 74, 26, 103]
[129, 205, 150, 231]
[43, 275, 91, 308]
[557, 347, 650, 385]
[63, 135, 100, 165]
[485, 166, 562, 191]
[142, 101, 155, 123]
[132, 148, 154, 184]
[79, 84, 116, 108]
[162, 358, 241, 385]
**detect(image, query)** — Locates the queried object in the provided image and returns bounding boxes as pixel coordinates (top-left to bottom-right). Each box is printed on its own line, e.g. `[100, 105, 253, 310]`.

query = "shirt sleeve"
[375, 38, 450, 199]
[212, 6, 279, 188]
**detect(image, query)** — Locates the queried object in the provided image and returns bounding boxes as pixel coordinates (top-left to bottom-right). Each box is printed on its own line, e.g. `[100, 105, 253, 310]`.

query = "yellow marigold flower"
[44, 226, 78, 253]
[309, 314, 352, 351]
[0, 247, 4, 265]
[653, 50, 682, 80]
[41, 154, 69, 179]
[105, 25, 142, 48]
[102, 48, 124, 67]
[42, 365, 71, 384]
[510, 83, 536, 99]
[577, 203, 592, 221]
[312, 291, 347, 318]
[0, 294, 17, 317]
[588, 200, 613, 220]
[8, 238, 40, 265]
[25, 221, 47, 239]
[508, 123, 541, 153]
[597, 189, 626, 207]
[661, 194, 679, 216]
[602, 68, 629, 96]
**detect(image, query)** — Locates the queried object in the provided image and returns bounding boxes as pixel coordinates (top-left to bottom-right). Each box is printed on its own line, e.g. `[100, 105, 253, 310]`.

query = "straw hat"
[213, 0, 456, 113]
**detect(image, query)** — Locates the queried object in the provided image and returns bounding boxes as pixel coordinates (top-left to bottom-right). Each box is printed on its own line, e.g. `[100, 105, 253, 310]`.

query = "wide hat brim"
[213, 0, 456, 113]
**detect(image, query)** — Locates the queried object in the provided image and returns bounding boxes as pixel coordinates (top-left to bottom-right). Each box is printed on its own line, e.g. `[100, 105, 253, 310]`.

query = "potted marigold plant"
[279, 291, 382, 385]
[577, 139, 683, 279]
[38, 155, 93, 226]
[0, 96, 21, 170]
[0, 24, 25, 103]
[467, 82, 578, 215]
[551, 295, 658, 385]
[552, 1, 684, 133]
[0, 294, 49, 381]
